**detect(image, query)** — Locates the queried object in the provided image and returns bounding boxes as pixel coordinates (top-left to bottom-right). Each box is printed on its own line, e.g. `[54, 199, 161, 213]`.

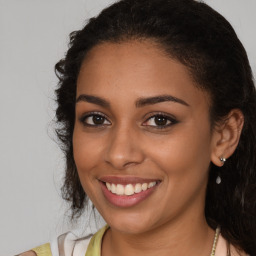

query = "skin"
[17, 252, 36, 256]
[73, 40, 243, 256]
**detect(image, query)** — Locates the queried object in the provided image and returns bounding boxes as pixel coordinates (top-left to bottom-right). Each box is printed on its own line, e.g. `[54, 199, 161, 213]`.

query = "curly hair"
[55, 0, 256, 254]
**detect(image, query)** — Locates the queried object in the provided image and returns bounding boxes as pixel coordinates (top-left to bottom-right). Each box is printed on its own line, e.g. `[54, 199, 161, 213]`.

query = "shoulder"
[17, 243, 52, 256]
[17, 243, 51, 256]
[16, 231, 94, 256]
[16, 251, 36, 256]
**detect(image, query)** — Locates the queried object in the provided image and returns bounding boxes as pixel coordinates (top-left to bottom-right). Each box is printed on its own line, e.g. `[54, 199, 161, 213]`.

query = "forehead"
[77, 40, 209, 108]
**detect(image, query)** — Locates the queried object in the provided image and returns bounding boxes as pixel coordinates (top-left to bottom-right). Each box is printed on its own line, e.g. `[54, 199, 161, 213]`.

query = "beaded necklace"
[210, 226, 221, 256]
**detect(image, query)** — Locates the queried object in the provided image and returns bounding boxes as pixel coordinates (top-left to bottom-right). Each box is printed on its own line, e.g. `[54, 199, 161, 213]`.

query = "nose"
[104, 125, 145, 170]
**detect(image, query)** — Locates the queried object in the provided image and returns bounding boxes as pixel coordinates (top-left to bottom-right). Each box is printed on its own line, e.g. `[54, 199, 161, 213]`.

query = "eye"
[80, 113, 111, 126]
[143, 114, 177, 128]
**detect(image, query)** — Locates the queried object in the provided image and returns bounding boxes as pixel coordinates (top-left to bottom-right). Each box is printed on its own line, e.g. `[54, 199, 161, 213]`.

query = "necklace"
[210, 226, 221, 256]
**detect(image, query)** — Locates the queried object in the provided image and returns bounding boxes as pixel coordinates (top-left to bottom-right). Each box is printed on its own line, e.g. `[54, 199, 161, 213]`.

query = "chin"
[104, 209, 159, 234]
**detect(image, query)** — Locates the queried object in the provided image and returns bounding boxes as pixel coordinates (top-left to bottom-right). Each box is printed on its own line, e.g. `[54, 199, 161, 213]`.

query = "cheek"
[73, 127, 104, 172]
[72, 129, 105, 198]
[146, 125, 212, 180]
[72, 129, 102, 201]
[145, 127, 212, 216]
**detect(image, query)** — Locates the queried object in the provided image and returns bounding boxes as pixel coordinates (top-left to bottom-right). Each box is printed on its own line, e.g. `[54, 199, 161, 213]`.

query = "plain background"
[0, 0, 255, 255]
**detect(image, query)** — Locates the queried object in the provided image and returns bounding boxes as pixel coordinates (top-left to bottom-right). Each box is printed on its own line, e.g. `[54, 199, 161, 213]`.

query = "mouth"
[105, 181, 157, 195]
[99, 177, 161, 207]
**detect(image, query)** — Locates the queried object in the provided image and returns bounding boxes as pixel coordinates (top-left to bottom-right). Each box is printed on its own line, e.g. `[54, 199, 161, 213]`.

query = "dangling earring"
[216, 157, 226, 184]
[216, 175, 221, 184]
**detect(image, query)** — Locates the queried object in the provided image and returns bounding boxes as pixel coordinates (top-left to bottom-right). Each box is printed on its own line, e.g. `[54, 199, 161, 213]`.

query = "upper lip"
[99, 176, 160, 185]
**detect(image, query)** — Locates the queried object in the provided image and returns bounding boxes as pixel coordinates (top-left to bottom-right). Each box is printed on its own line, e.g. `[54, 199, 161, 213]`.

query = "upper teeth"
[106, 181, 157, 196]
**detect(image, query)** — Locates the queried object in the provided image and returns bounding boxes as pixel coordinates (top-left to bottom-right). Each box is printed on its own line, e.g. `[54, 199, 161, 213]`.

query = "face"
[73, 40, 215, 234]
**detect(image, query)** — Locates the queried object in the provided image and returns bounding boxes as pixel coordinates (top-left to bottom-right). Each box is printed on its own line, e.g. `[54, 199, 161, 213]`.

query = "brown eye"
[143, 114, 177, 128]
[154, 116, 168, 126]
[80, 113, 111, 126]
[92, 115, 105, 125]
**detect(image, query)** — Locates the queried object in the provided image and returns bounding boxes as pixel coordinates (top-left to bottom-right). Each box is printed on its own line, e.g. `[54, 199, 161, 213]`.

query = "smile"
[99, 177, 160, 207]
[106, 181, 157, 196]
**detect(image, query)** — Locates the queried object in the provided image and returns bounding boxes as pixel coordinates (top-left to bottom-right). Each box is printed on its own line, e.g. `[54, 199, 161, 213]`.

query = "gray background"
[0, 0, 255, 255]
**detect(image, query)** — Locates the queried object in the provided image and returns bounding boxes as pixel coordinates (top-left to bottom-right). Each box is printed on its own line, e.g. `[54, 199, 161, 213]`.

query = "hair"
[54, 0, 256, 254]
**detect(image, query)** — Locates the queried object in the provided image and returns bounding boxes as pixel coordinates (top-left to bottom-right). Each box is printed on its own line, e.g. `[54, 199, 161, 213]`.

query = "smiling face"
[73, 40, 215, 234]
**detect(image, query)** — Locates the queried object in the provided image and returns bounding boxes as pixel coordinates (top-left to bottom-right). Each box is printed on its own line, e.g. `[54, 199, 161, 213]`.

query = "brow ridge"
[76, 94, 110, 108]
[135, 95, 189, 107]
[76, 94, 189, 108]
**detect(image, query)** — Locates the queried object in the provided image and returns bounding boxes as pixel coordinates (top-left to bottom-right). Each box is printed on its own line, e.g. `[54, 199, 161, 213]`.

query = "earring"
[216, 175, 221, 184]
[220, 157, 226, 165]
[216, 157, 226, 184]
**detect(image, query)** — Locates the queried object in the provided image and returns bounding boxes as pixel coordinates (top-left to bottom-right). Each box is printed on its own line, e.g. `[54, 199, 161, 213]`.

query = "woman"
[20, 0, 256, 255]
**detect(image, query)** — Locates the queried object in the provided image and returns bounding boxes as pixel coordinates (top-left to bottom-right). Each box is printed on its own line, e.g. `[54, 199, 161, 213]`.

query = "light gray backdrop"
[0, 0, 255, 255]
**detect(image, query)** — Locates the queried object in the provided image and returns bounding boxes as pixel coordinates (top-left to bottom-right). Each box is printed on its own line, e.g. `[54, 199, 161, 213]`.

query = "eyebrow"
[135, 95, 189, 107]
[76, 94, 189, 108]
[76, 94, 110, 108]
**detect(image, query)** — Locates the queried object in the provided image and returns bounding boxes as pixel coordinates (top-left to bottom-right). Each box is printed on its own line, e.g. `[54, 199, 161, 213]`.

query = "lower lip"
[100, 182, 158, 208]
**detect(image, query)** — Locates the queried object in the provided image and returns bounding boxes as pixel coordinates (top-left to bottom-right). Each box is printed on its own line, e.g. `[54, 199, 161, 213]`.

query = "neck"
[102, 214, 215, 256]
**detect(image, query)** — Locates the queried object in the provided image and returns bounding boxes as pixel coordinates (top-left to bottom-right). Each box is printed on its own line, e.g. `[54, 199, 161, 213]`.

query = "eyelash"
[79, 112, 111, 127]
[143, 113, 178, 129]
[79, 112, 178, 129]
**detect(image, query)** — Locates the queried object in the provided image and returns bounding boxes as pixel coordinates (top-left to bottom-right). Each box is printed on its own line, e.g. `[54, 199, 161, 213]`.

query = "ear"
[211, 109, 244, 167]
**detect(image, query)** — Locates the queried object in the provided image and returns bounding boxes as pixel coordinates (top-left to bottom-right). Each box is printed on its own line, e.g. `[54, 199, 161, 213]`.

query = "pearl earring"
[220, 157, 226, 164]
[216, 157, 226, 184]
[216, 175, 221, 184]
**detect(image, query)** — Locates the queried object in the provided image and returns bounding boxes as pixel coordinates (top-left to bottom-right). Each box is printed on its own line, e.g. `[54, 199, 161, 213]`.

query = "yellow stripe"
[85, 225, 109, 256]
[32, 243, 52, 256]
